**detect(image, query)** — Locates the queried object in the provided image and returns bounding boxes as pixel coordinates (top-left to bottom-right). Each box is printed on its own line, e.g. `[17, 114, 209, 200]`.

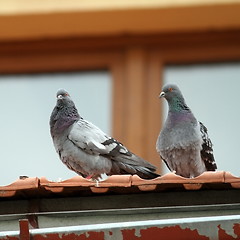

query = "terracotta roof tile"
[225, 171, 240, 188]
[0, 171, 239, 198]
[0, 177, 39, 191]
[0, 177, 39, 198]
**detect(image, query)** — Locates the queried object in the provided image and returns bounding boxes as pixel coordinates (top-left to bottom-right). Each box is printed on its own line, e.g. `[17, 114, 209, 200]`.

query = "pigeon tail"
[134, 166, 160, 179]
[110, 154, 160, 179]
[199, 122, 217, 171]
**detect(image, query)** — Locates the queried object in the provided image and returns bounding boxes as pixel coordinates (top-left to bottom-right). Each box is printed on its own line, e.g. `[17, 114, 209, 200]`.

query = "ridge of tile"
[131, 171, 226, 191]
[136, 184, 158, 191]
[0, 177, 39, 191]
[40, 176, 96, 187]
[133, 171, 227, 191]
[90, 187, 109, 193]
[39, 175, 133, 194]
[0, 177, 39, 197]
[92, 175, 132, 187]
[132, 171, 225, 186]
[0, 191, 17, 198]
[224, 171, 240, 188]
[183, 183, 203, 190]
[184, 171, 225, 183]
[40, 176, 95, 193]
[0, 171, 239, 198]
[40, 175, 132, 188]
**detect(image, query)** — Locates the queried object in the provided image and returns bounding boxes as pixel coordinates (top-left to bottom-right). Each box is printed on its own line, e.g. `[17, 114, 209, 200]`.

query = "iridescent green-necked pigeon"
[156, 83, 217, 178]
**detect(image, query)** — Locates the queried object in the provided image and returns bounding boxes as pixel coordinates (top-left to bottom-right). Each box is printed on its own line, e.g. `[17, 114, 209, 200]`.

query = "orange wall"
[0, 1, 240, 40]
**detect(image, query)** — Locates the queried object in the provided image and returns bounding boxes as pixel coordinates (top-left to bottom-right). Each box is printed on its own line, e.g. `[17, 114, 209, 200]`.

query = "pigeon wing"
[68, 119, 111, 155]
[199, 121, 217, 171]
[100, 137, 159, 179]
[68, 119, 158, 178]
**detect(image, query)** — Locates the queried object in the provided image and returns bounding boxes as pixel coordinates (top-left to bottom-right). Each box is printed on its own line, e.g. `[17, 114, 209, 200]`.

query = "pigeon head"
[159, 84, 190, 112]
[55, 89, 79, 110]
[159, 84, 183, 100]
[56, 89, 71, 102]
[50, 89, 80, 135]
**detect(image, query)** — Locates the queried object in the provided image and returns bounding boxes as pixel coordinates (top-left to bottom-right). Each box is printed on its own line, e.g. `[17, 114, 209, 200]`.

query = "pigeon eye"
[168, 88, 173, 92]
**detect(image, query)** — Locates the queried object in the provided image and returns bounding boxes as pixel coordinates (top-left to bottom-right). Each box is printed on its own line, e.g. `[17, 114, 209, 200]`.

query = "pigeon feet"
[85, 174, 94, 179]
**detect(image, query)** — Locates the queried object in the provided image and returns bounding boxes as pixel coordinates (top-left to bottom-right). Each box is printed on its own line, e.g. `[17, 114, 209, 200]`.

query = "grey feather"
[156, 84, 217, 178]
[50, 89, 159, 180]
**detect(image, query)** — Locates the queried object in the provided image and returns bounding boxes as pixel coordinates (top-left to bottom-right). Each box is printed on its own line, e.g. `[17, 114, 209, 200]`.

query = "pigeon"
[50, 89, 159, 180]
[156, 83, 217, 178]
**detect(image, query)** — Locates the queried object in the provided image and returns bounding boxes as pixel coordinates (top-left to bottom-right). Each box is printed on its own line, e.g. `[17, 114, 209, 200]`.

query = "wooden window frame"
[1, 30, 240, 173]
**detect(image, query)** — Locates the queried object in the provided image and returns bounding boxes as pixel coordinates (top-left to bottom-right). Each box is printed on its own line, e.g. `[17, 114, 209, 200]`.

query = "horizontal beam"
[0, 3, 240, 40]
[1, 214, 240, 239]
[1, 0, 239, 14]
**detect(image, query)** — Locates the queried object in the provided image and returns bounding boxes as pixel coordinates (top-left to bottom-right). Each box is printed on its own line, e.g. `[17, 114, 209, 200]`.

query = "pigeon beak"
[57, 95, 63, 100]
[159, 91, 165, 98]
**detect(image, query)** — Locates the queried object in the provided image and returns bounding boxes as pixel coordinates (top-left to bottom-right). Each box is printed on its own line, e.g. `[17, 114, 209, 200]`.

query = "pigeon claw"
[85, 174, 94, 180]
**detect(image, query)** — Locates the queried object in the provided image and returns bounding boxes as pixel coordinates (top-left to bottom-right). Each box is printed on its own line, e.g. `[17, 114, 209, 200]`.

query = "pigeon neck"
[60, 104, 80, 123]
[168, 96, 190, 113]
[51, 103, 81, 134]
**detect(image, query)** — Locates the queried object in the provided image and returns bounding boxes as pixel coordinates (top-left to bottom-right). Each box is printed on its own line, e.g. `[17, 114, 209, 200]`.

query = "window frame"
[1, 30, 240, 173]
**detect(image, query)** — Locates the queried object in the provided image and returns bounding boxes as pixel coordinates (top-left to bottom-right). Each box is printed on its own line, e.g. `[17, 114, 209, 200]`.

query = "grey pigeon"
[156, 83, 217, 178]
[50, 89, 159, 180]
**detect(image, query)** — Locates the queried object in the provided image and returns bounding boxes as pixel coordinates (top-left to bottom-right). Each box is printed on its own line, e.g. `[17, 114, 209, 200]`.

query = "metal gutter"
[1, 202, 240, 220]
[34, 202, 240, 216]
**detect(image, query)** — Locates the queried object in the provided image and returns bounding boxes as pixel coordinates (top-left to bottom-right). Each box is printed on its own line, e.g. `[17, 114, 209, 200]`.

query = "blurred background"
[0, 0, 240, 185]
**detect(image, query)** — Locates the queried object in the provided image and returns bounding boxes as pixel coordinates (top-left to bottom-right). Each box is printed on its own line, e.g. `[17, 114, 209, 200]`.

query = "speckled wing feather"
[68, 119, 159, 178]
[68, 119, 110, 155]
[199, 122, 217, 171]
